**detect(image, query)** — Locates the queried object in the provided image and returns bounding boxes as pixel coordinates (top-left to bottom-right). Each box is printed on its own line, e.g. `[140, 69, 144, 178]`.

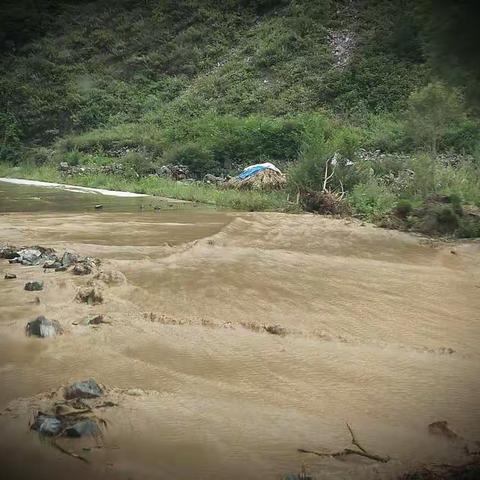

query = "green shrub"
[163, 143, 217, 178]
[348, 180, 397, 218]
[406, 82, 464, 155]
[394, 199, 413, 218]
[123, 151, 155, 176]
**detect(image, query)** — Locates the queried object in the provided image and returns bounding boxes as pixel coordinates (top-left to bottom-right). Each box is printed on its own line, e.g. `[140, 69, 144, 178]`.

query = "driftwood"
[298, 423, 390, 463]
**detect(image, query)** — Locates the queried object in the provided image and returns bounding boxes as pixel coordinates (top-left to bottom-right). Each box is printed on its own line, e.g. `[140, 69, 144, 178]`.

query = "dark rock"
[64, 419, 101, 438]
[0, 245, 19, 259]
[43, 259, 62, 269]
[26, 316, 63, 338]
[203, 173, 225, 185]
[61, 251, 78, 267]
[18, 248, 43, 265]
[4, 273, 16, 279]
[31, 414, 63, 436]
[64, 378, 103, 400]
[24, 280, 44, 291]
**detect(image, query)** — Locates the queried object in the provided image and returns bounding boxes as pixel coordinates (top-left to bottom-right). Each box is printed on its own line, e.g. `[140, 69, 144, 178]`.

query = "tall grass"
[0, 163, 294, 212]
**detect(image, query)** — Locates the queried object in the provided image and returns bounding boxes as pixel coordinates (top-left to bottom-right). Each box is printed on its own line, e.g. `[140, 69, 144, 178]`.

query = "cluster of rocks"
[356, 148, 473, 168]
[58, 162, 124, 176]
[31, 378, 106, 438]
[156, 163, 191, 180]
[0, 244, 100, 275]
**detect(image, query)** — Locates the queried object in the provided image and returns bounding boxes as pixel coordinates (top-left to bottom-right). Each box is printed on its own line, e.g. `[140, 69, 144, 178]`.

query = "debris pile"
[156, 164, 190, 180]
[227, 163, 286, 191]
[29, 379, 112, 462]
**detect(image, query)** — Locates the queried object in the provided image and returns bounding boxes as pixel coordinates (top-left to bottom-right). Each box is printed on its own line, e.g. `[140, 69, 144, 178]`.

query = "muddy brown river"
[0, 180, 479, 480]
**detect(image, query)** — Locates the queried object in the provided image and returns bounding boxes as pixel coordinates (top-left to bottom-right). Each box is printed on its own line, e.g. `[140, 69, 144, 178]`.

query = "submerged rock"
[428, 421, 458, 440]
[76, 286, 103, 304]
[26, 316, 63, 338]
[24, 280, 44, 291]
[4, 273, 16, 279]
[65, 419, 100, 438]
[64, 378, 103, 400]
[31, 414, 63, 436]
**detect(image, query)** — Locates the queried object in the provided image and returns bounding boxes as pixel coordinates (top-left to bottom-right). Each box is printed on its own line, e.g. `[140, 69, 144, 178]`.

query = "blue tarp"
[238, 165, 269, 180]
[237, 162, 281, 180]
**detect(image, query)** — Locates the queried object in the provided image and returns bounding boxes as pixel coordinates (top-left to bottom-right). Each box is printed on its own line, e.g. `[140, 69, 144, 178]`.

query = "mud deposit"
[1, 181, 480, 479]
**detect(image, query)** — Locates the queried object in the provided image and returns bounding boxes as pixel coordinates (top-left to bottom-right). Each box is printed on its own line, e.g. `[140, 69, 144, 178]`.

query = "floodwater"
[0, 179, 479, 480]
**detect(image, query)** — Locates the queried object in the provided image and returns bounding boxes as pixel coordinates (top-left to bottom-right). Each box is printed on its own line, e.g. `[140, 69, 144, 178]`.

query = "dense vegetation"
[1, 0, 479, 235]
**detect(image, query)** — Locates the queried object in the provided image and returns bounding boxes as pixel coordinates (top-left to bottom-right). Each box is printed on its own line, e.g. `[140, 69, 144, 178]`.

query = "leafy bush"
[348, 180, 397, 218]
[394, 199, 413, 218]
[163, 143, 217, 178]
[406, 82, 464, 155]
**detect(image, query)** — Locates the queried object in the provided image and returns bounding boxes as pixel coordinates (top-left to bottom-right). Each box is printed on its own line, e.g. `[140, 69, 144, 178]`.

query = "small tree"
[407, 82, 463, 156]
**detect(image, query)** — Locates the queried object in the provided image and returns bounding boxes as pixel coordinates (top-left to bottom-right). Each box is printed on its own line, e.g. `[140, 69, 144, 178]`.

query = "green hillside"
[1, 0, 479, 233]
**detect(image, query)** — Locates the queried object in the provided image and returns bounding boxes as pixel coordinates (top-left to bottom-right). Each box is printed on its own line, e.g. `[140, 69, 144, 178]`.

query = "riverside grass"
[0, 164, 295, 212]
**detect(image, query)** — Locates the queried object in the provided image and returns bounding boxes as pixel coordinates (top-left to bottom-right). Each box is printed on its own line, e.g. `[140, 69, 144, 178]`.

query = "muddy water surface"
[0, 181, 479, 480]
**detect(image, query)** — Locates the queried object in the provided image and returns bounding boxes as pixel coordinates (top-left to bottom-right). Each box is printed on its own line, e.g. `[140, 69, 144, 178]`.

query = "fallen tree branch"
[298, 423, 390, 463]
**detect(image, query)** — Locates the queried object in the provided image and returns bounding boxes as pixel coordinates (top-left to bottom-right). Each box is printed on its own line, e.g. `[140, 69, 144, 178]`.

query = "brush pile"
[227, 169, 286, 191]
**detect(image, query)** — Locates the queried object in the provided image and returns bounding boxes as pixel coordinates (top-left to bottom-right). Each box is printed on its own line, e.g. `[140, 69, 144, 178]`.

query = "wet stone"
[24, 280, 44, 291]
[64, 378, 103, 400]
[4, 273, 16, 279]
[0, 245, 19, 259]
[65, 419, 100, 438]
[26, 316, 63, 338]
[32, 414, 63, 436]
[18, 248, 43, 265]
[43, 259, 61, 269]
[61, 251, 78, 268]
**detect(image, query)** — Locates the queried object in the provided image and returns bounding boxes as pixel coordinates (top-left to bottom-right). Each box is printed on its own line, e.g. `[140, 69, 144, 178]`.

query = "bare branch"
[298, 424, 390, 464]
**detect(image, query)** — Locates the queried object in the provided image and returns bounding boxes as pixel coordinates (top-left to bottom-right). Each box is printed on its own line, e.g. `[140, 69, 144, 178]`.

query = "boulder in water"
[0, 245, 19, 259]
[18, 248, 43, 265]
[26, 316, 63, 338]
[65, 419, 101, 438]
[24, 280, 44, 291]
[31, 414, 63, 436]
[64, 378, 103, 399]
[61, 251, 78, 268]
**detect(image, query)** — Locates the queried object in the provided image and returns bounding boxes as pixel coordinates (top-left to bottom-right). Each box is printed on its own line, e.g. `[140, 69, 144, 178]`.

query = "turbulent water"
[0, 180, 479, 480]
